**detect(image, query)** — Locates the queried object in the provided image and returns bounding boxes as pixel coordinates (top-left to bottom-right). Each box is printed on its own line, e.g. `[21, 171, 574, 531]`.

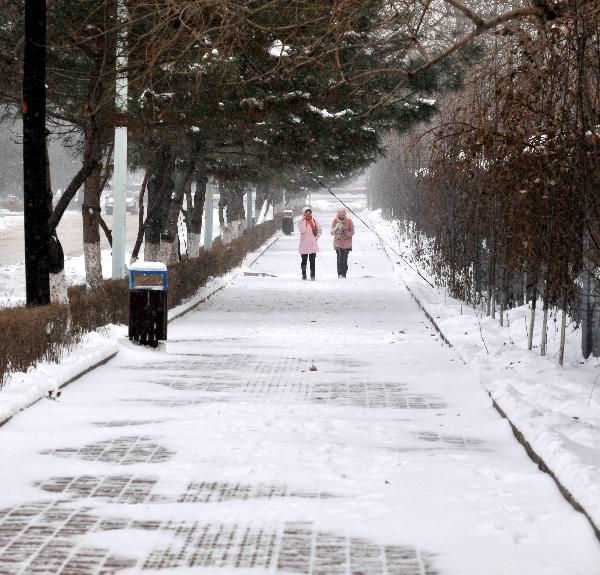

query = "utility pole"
[204, 185, 214, 250]
[112, 0, 127, 276]
[245, 188, 253, 229]
[23, 0, 50, 305]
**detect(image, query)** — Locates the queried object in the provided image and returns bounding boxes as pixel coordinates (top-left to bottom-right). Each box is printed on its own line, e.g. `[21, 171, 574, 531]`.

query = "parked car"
[105, 190, 138, 215]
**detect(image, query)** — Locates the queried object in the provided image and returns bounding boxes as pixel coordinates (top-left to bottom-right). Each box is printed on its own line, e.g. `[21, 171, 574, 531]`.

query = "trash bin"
[281, 209, 294, 235]
[128, 262, 168, 347]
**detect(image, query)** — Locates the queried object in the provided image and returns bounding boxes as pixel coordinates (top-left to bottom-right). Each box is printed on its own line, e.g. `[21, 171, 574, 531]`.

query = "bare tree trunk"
[499, 285, 505, 327]
[82, 162, 103, 287]
[528, 281, 537, 351]
[130, 173, 148, 263]
[541, 276, 549, 356]
[144, 145, 173, 261]
[45, 142, 68, 304]
[218, 181, 227, 227]
[487, 243, 496, 317]
[186, 172, 207, 258]
[559, 289, 567, 366]
[158, 136, 196, 263]
[219, 181, 244, 244]
[499, 247, 508, 327]
[255, 182, 268, 216]
[23, 0, 50, 305]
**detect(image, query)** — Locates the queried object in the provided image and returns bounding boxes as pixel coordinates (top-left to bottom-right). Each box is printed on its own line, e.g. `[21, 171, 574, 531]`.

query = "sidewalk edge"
[370, 214, 600, 540]
[0, 348, 117, 430]
[0, 231, 281, 430]
[168, 233, 281, 322]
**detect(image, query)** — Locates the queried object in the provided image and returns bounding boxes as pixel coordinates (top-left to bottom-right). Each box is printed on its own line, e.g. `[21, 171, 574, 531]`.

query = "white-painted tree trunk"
[233, 219, 244, 239]
[221, 220, 244, 244]
[187, 232, 201, 259]
[256, 200, 268, 225]
[49, 270, 69, 304]
[220, 225, 232, 245]
[84, 242, 103, 287]
[158, 237, 179, 265]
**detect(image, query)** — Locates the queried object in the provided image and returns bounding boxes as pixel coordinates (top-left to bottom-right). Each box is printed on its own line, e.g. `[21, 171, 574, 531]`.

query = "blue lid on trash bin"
[129, 261, 168, 290]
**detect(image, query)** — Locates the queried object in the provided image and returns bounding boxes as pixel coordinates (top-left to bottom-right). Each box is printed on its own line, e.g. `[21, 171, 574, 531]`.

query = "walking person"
[298, 207, 322, 280]
[331, 207, 354, 278]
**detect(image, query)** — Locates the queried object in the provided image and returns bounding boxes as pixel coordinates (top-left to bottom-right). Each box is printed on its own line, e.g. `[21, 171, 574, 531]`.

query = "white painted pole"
[245, 188, 253, 229]
[203, 185, 214, 250]
[112, 0, 127, 278]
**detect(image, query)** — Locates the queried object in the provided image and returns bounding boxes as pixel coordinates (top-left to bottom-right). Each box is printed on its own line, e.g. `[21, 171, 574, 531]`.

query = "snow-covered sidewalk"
[1, 195, 598, 574]
[370, 211, 600, 540]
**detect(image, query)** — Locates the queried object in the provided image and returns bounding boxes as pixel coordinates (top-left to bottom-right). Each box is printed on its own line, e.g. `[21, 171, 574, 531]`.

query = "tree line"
[0, 0, 561, 305]
[369, 0, 600, 362]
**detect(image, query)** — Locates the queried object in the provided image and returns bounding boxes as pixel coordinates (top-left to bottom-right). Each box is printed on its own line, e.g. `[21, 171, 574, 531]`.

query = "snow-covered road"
[1, 196, 598, 574]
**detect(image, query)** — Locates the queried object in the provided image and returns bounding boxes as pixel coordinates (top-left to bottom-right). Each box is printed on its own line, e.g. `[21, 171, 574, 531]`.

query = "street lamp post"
[112, 0, 128, 278]
[204, 185, 214, 250]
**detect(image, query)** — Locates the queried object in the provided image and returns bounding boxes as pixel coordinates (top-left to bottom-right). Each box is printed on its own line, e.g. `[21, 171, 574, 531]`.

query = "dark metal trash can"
[282, 209, 294, 235]
[128, 263, 168, 347]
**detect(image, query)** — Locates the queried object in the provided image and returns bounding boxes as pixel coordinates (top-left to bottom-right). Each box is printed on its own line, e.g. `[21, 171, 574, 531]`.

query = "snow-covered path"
[1, 196, 599, 574]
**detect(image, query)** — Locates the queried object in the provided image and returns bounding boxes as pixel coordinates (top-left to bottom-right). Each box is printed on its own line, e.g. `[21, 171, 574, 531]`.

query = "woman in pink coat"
[297, 207, 322, 280]
[331, 208, 354, 278]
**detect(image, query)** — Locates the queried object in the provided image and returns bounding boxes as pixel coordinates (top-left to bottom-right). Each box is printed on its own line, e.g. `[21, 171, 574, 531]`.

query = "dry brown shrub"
[0, 304, 73, 387]
[0, 220, 279, 387]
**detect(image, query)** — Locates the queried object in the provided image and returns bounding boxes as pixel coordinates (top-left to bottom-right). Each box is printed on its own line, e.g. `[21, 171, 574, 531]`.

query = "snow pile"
[0, 328, 120, 426]
[370, 209, 600, 532]
[269, 39, 290, 57]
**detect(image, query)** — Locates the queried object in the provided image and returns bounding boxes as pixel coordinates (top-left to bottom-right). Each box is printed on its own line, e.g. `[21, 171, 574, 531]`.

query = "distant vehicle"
[105, 190, 138, 215]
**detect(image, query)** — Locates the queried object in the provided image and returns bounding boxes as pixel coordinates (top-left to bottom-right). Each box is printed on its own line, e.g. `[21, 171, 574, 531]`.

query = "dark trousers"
[301, 253, 316, 278]
[336, 248, 350, 276]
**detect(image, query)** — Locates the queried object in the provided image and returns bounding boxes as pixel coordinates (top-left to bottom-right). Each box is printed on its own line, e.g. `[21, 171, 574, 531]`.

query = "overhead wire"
[311, 176, 435, 289]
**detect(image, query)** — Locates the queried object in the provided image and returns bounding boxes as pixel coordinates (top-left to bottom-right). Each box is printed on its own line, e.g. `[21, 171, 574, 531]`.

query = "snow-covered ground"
[0, 194, 598, 574]
[372, 210, 600, 537]
[0, 208, 22, 231]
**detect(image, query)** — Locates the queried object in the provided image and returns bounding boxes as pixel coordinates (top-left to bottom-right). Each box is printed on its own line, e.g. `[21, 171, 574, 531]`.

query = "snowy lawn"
[0, 194, 597, 574]
[0, 196, 273, 308]
[371, 209, 600, 536]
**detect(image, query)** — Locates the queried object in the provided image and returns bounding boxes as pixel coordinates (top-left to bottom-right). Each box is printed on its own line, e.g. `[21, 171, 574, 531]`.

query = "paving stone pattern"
[40, 436, 174, 465]
[2, 350, 442, 574]
[135, 354, 446, 409]
[0, 346, 446, 575]
[0, 499, 437, 575]
[36, 476, 333, 505]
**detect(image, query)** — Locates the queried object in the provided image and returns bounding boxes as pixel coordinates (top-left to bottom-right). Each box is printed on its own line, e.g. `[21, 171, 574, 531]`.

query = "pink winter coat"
[297, 217, 322, 254]
[331, 209, 354, 250]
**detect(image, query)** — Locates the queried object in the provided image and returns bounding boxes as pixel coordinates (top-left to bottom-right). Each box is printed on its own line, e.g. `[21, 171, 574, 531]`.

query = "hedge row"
[0, 220, 279, 387]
